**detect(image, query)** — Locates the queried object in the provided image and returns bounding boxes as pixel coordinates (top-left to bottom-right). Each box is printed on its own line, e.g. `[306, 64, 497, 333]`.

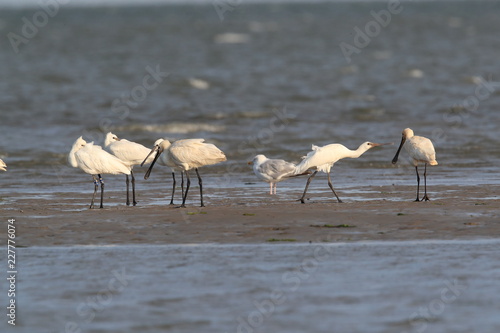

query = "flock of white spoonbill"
[3, 128, 438, 208]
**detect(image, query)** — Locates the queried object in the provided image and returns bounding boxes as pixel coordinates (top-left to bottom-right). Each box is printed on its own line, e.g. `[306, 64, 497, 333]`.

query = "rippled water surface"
[1, 240, 500, 332]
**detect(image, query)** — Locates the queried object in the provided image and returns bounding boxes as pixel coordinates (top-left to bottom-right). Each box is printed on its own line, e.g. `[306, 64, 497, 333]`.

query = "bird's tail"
[293, 159, 311, 176]
[429, 160, 438, 166]
[289, 170, 312, 177]
[294, 145, 319, 175]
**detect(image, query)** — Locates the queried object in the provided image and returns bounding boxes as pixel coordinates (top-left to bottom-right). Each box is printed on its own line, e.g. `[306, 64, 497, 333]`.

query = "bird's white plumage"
[104, 132, 154, 167]
[392, 128, 438, 201]
[295, 142, 379, 174]
[401, 129, 438, 166]
[296, 141, 384, 204]
[0, 159, 6, 171]
[162, 138, 227, 171]
[69, 136, 131, 176]
[145, 138, 226, 207]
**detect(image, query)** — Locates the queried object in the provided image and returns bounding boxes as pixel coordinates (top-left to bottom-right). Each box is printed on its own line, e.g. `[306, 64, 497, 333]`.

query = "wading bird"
[248, 154, 310, 195]
[104, 132, 155, 206]
[392, 128, 438, 201]
[69, 136, 131, 209]
[0, 159, 6, 171]
[143, 138, 183, 205]
[295, 141, 388, 203]
[143, 138, 226, 207]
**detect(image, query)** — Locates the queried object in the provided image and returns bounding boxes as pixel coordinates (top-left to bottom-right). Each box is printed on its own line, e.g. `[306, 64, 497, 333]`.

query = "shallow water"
[2, 240, 500, 332]
[1, 0, 500, 200]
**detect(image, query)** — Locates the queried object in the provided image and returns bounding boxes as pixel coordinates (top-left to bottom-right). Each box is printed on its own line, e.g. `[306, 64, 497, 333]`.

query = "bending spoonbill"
[104, 132, 155, 206]
[143, 138, 182, 205]
[143, 138, 226, 207]
[0, 159, 6, 171]
[392, 128, 438, 201]
[295, 142, 388, 203]
[69, 136, 131, 209]
[248, 154, 310, 195]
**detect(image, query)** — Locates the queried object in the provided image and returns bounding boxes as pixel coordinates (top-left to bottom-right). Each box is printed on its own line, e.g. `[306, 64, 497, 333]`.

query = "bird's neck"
[349, 144, 370, 159]
[68, 147, 79, 168]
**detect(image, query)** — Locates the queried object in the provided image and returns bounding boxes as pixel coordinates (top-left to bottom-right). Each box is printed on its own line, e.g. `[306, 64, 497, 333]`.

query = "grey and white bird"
[248, 154, 309, 195]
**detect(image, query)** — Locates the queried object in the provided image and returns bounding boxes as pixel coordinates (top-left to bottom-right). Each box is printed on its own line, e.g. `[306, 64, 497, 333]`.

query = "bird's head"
[151, 138, 173, 153]
[361, 142, 392, 151]
[142, 139, 172, 179]
[73, 136, 87, 149]
[248, 154, 266, 165]
[402, 128, 414, 139]
[0, 159, 7, 172]
[158, 139, 172, 152]
[68, 136, 88, 168]
[153, 138, 164, 146]
[104, 132, 120, 147]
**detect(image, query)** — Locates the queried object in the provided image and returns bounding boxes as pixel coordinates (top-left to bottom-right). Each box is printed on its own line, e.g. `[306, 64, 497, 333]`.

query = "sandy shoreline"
[1, 184, 498, 247]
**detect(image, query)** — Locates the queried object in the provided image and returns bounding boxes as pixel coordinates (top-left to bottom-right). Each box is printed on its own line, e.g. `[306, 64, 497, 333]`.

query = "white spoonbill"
[69, 136, 131, 209]
[295, 141, 389, 203]
[0, 159, 6, 171]
[142, 138, 226, 207]
[248, 154, 310, 195]
[143, 138, 183, 205]
[104, 132, 156, 206]
[392, 128, 438, 202]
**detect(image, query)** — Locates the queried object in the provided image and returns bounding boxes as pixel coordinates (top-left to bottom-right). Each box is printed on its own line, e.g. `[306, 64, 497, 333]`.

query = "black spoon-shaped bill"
[392, 136, 406, 164]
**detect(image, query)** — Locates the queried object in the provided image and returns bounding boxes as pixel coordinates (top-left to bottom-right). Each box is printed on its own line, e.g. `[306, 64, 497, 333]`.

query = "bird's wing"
[407, 136, 436, 163]
[170, 141, 226, 169]
[108, 140, 151, 166]
[258, 159, 296, 180]
[172, 138, 205, 147]
[0, 158, 6, 171]
[295, 148, 321, 174]
[76, 145, 130, 175]
[295, 144, 346, 174]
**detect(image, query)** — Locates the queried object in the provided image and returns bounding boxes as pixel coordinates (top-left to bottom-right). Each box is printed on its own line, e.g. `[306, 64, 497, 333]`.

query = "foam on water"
[114, 122, 226, 134]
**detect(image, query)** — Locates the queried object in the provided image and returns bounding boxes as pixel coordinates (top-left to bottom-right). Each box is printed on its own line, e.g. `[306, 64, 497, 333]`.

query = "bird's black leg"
[170, 172, 176, 205]
[195, 168, 204, 207]
[327, 171, 343, 203]
[180, 171, 190, 208]
[99, 174, 104, 209]
[421, 164, 430, 201]
[299, 171, 318, 204]
[181, 172, 185, 199]
[414, 166, 420, 202]
[90, 175, 99, 209]
[126, 175, 130, 206]
[131, 171, 137, 206]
